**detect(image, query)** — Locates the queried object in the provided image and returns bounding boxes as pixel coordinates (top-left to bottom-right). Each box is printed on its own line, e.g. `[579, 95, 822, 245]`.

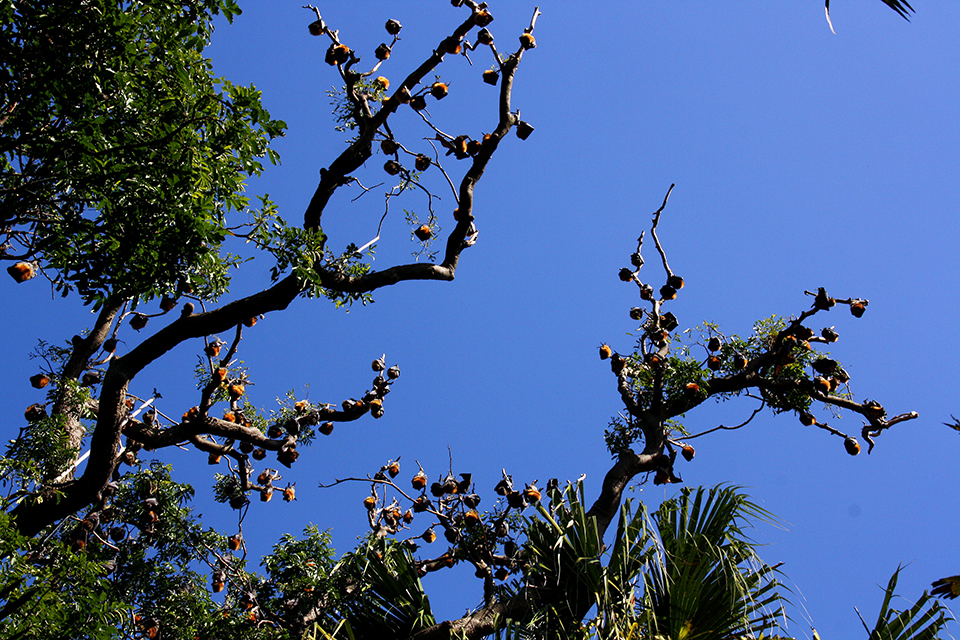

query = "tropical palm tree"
[494, 484, 950, 640]
[860, 567, 951, 640]
[493, 484, 789, 640]
[638, 486, 787, 640]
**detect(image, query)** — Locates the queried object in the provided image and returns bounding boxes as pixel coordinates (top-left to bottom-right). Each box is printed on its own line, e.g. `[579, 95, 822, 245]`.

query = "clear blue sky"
[3, 1, 959, 637]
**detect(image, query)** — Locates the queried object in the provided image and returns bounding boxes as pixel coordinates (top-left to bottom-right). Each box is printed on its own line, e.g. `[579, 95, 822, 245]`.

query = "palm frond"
[880, 0, 916, 20]
[942, 416, 960, 433]
[329, 537, 435, 639]
[501, 481, 657, 639]
[640, 485, 790, 640]
[826, 0, 915, 34]
[521, 481, 607, 637]
[931, 575, 960, 600]
[868, 566, 953, 640]
[500, 485, 792, 639]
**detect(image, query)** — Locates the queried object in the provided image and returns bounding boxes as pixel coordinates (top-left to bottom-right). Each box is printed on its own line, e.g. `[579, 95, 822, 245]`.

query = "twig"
[862, 410, 919, 452]
[318, 475, 445, 521]
[650, 183, 675, 277]
[349, 178, 383, 202]
[302, 5, 338, 45]
[686, 401, 765, 439]
[318, 475, 379, 489]
[424, 138, 460, 204]
[812, 421, 848, 439]
[632, 232, 645, 271]
[528, 7, 542, 31]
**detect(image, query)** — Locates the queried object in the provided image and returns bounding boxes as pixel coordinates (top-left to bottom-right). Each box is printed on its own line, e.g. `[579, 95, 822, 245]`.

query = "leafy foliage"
[865, 567, 952, 640]
[508, 481, 655, 639]
[0, 510, 129, 639]
[494, 484, 792, 640]
[3, 373, 92, 488]
[640, 486, 788, 640]
[0, 463, 227, 639]
[324, 537, 436, 639]
[0, 0, 285, 307]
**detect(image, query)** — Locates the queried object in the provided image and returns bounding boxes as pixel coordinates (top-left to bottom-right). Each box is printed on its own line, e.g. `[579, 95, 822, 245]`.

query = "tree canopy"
[1, 1, 956, 639]
[0, 0, 284, 306]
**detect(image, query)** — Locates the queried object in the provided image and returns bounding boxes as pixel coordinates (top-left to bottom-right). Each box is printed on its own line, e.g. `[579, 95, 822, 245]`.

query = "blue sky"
[3, 1, 959, 637]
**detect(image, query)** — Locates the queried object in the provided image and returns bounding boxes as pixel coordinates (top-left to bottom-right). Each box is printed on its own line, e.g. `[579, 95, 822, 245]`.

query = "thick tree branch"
[53, 300, 123, 457]
[10, 275, 302, 537]
[116, 275, 301, 380]
[585, 447, 663, 535]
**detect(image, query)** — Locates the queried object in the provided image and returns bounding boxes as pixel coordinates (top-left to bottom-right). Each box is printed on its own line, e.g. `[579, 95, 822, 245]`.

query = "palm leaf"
[931, 575, 960, 600]
[501, 485, 790, 639]
[640, 486, 789, 640]
[826, 0, 914, 34]
[502, 481, 656, 639]
[868, 567, 952, 640]
[880, 0, 916, 20]
[521, 481, 607, 636]
[608, 498, 656, 599]
[328, 537, 435, 639]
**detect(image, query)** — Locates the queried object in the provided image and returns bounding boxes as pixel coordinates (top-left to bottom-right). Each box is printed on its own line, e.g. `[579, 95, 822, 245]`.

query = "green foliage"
[639, 485, 789, 640]
[313, 245, 376, 308]
[404, 209, 442, 263]
[0, 0, 285, 307]
[0, 463, 216, 639]
[259, 525, 338, 616]
[327, 78, 387, 134]
[267, 390, 318, 448]
[514, 481, 640, 639]
[28, 338, 73, 374]
[729, 317, 816, 413]
[605, 315, 830, 456]
[213, 471, 245, 506]
[250, 200, 375, 304]
[496, 484, 791, 640]
[604, 415, 634, 459]
[246, 198, 329, 287]
[865, 567, 953, 640]
[312, 536, 436, 639]
[0, 510, 129, 639]
[3, 338, 94, 485]
[2, 412, 75, 487]
[0, 461, 330, 639]
[338, 536, 436, 636]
